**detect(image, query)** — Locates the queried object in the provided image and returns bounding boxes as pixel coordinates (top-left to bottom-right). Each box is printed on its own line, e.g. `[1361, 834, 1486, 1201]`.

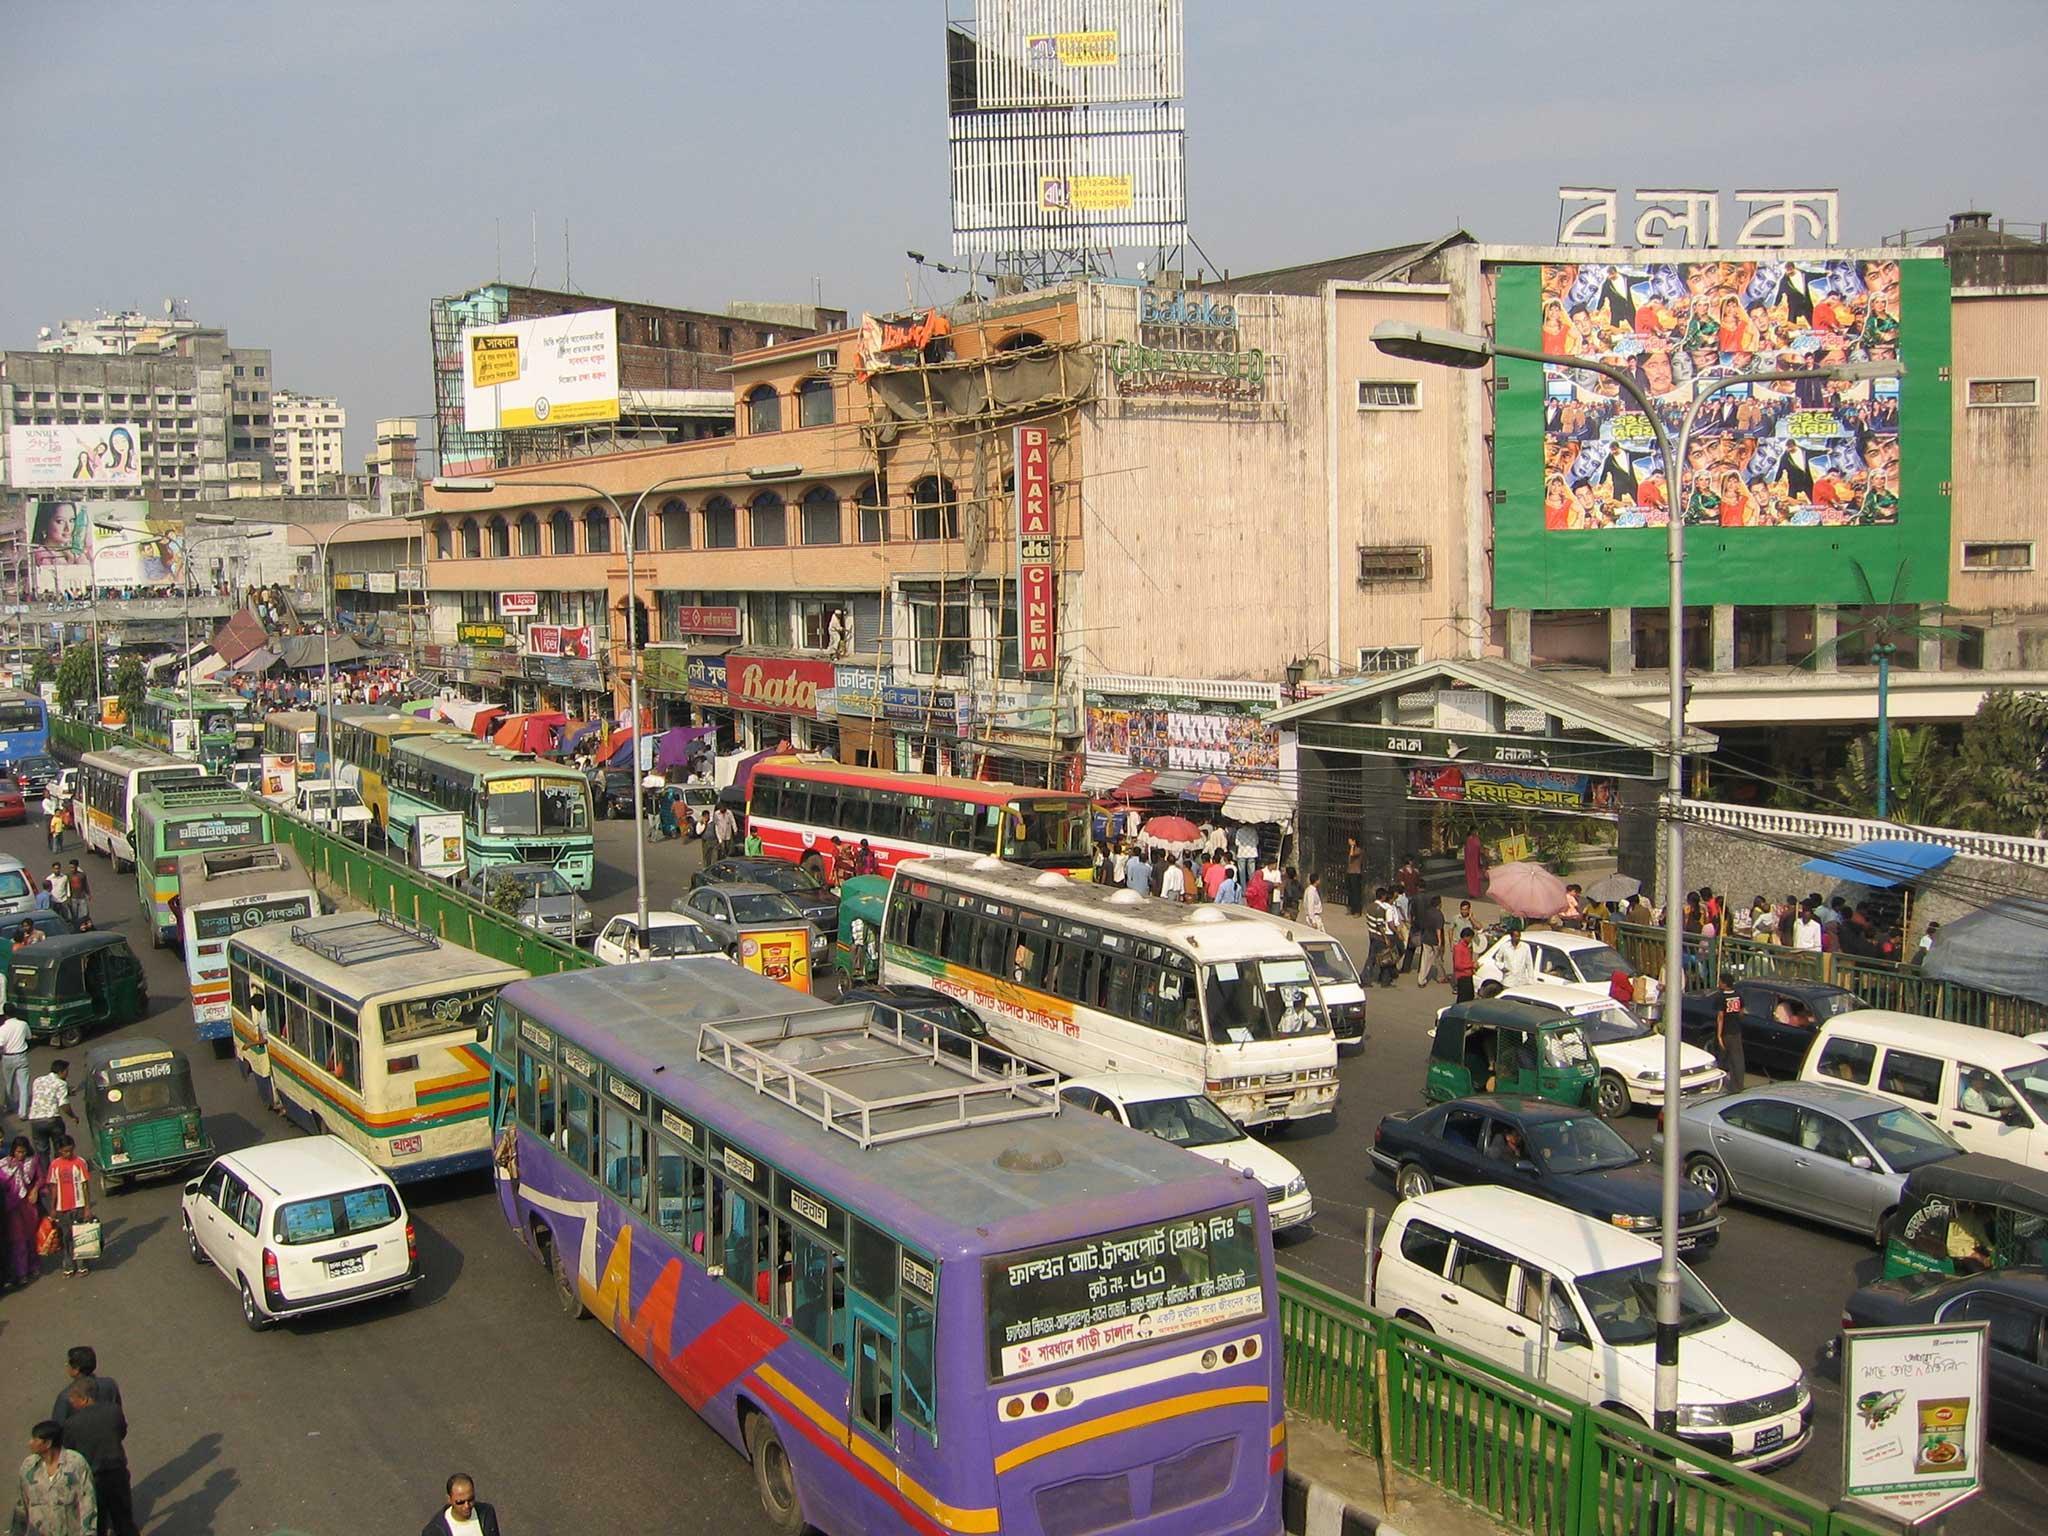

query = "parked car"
[1372, 1095, 1722, 1255]
[295, 779, 373, 838]
[1841, 1267, 2048, 1444]
[1472, 929, 1644, 1002]
[671, 882, 819, 992]
[458, 863, 595, 943]
[591, 911, 722, 965]
[1679, 979, 1863, 1080]
[0, 910, 74, 947]
[181, 1135, 419, 1330]
[1499, 982, 1725, 1118]
[1373, 1186, 1810, 1468]
[691, 856, 839, 934]
[1658, 1081, 1965, 1244]
[1798, 1011, 2048, 1164]
[0, 776, 25, 826]
[1059, 1071, 1313, 1233]
[839, 982, 1013, 1072]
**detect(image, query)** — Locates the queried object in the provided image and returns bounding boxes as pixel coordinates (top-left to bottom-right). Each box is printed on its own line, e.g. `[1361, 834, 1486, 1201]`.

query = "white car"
[1500, 983, 1726, 1119]
[295, 779, 373, 836]
[1473, 929, 1655, 1005]
[181, 1136, 419, 1330]
[1057, 1071, 1314, 1233]
[1374, 1186, 1810, 1469]
[592, 911, 725, 966]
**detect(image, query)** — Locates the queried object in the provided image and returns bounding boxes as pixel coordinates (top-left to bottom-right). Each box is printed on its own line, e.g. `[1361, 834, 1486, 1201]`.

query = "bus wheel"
[745, 1413, 806, 1535]
[550, 1230, 587, 1320]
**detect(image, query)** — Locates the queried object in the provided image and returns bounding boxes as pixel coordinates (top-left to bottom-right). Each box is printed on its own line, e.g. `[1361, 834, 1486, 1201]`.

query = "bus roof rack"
[696, 1007, 1062, 1150]
[196, 845, 290, 879]
[147, 779, 239, 803]
[289, 912, 441, 966]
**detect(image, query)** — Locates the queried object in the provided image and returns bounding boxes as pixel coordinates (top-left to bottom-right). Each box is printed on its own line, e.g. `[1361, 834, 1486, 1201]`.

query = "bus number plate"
[391, 1134, 423, 1156]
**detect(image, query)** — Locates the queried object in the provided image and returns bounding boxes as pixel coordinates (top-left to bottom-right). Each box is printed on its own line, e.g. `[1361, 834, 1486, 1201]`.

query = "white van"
[0, 854, 36, 917]
[1240, 909, 1366, 1048]
[1373, 1186, 1810, 1469]
[1799, 1010, 2048, 1168]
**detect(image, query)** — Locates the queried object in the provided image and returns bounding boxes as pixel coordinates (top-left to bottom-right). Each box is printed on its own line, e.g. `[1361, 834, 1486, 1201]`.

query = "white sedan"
[1499, 982, 1726, 1119]
[1057, 1071, 1314, 1233]
[592, 911, 725, 965]
[1474, 928, 1657, 1006]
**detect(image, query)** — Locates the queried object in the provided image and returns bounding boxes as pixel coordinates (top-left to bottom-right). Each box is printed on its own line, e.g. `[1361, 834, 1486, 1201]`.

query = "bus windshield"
[1201, 956, 1328, 1043]
[1003, 799, 1090, 866]
[540, 780, 590, 832]
[482, 778, 538, 835]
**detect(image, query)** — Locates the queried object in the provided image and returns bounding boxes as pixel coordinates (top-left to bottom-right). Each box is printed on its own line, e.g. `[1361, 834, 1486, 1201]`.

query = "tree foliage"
[111, 656, 145, 730]
[54, 645, 95, 709]
[1831, 691, 2048, 834]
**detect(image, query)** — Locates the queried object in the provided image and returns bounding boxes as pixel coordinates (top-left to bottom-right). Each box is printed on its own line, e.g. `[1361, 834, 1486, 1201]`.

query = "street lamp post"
[180, 516, 241, 747]
[430, 464, 802, 928]
[1372, 321, 1897, 1432]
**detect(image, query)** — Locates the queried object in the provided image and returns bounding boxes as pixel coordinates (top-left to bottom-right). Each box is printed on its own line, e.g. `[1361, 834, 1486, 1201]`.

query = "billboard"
[7, 423, 143, 487]
[1493, 257, 1951, 608]
[461, 308, 619, 432]
[25, 500, 186, 596]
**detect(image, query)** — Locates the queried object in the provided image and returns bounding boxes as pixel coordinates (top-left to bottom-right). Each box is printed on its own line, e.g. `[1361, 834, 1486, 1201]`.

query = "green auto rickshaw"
[11, 931, 151, 1047]
[832, 875, 889, 982]
[1425, 997, 1600, 1109]
[1882, 1155, 2048, 1279]
[80, 1036, 212, 1190]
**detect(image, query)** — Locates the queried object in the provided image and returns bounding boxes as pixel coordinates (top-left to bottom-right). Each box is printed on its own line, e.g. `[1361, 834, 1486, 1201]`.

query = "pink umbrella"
[1138, 814, 1203, 852]
[1487, 860, 1570, 920]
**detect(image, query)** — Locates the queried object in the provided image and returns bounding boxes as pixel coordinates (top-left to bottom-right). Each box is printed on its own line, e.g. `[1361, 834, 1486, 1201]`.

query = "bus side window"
[518, 1050, 555, 1135]
[936, 804, 975, 851]
[972, 806, 1000, 855]
[885, 894, 914, 944]
[560, 1076, 596, 1174]
[791, 1226, 845, 1362]
[1105, 957, 1137, 1019]
[856, 1325, 896, 1440]
[975, 920, 1011, 980]
[942, 906, 978, 967]
[868, 791, 906, 842]
[724, 1188, 758, 1296]
[1013, 932, 1050, 989]
[1155, 967, 1194, 1037]
[912, 900, 945, 955]
[601, 1101, 647, 1211]
[904, 794, 936, 845]
[849, 1218, 899, 1310]
[752, 780, 781, 819]
[808, 784, 842, 831]
[900, 1290, 936, 1435]
[653, 1134, 698, 1247]
[1055, 942, 1087, 1002]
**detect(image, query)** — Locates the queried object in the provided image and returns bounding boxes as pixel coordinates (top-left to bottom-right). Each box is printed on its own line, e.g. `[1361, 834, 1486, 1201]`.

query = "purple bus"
[489, 956, 1285, 1535]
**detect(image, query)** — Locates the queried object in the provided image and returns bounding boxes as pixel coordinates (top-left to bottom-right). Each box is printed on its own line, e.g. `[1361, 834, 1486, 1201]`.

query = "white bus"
[78, 746, 207, 870]
[228, 912, 528, 1183]
[880, 854, 1339, 1127]
[174, 844, 320, 1052]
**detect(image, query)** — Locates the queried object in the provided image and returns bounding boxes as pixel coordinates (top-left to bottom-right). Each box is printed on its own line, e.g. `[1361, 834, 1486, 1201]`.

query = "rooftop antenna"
[528, 211, 538, 286]
[564, 219, 572, 291]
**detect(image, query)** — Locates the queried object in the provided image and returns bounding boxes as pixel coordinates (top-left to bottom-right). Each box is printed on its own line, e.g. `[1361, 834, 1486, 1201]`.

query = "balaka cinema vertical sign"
[1014, 424, 1055, 673]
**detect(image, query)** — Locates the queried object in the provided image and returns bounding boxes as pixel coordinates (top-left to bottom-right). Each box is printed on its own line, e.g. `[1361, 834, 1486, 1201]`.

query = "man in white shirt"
[1498, 930, 1540, 988]
[1233, 823, 1259, 887]
[1160, 858, 1187, 902]
[0, 1011, 28, 1119]
[420, 1474, 500, 1536]
[1791, 907, 1823, 951]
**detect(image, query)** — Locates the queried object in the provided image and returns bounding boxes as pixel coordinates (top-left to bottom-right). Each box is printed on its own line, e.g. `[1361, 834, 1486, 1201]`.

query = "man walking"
[421, 1473, 503, 1536]
[55, 1383, 133, 1536]
[10, 1422, 95, 1536]
[1414, 896, 1445, 986]
[26, 1061, 75, 1167]
[1123, 846, 1151, 897]
[43, 868, 68, 929]
[1345, 836, 1364, 917]
[1233, 823, 1259, 890]
[62, 866, 88, 933]
[0, 1012, 26, 1125]
[1498, 928, 1540, 989]
[1451, 927, 1478, 1003]
[51, 1350, 122, 1428]
[42, 1138, 91, 1278]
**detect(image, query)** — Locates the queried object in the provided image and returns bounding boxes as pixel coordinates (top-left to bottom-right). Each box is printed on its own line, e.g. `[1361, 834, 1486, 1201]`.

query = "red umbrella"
[1112, 770, 1158, 801]
[1138, 814, 1203, 851]
[1487, 861, 1570, 920]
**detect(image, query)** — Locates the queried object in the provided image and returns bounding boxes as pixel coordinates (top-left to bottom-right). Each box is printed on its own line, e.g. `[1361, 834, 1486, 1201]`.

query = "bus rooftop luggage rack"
[149, 779, 237, 802]
[198, 845, 290, 879]
[695, 1008, 1061, 1149]
[289, 912, 442, 966]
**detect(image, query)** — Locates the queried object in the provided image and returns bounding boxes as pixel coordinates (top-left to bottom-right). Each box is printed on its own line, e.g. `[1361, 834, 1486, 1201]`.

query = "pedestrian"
[1451, 928, 1478, 1002]
[1280, 865, 1302, 920]
[830, 837, 855, 887]
[1915, 921, 1939, 967]
[1123, 846, 1151, 897]
[709, 802, 736, 864]
[2, 1137, 41, 1290]
[44, 867, 69, 928]
[1160, 856, 1187, 903]
[1299, 873, 1324, 931]
[1202, 852, 1227, 902]
[43, 795, 64, 855]
[1215, 867, 1242, 905]
[26, 1061, 75, 1167]
[11, 1421, 96, 1536]
[50, 1350, 122, 1428]
[1344, 836, 1364, 917]
[421, 1473, 502, 1536]
[1498, 927, 1539, 989]
[61, 865, 87, 932]
[744, 823, 764, 858]
[0, 1011, 27, 1122]
[1463, 831, 1485, 900]
[55, 1382, 133, 1536]
[42, 1137, 91, 1278]
[1414, 895, 1445, 986]
[1714, 980, 1747, 1090]
[1244, 863, 1270, 912]
[1233, 823, 1259, 890]
[1791, 904, 1823, 952]
[854, 839, 876, 877]
[1396, 855, 1422, 902]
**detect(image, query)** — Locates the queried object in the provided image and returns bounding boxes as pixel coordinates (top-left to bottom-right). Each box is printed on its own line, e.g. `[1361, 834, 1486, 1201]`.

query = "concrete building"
[365, 417, 423, 519]
[271, 391, 348, 493]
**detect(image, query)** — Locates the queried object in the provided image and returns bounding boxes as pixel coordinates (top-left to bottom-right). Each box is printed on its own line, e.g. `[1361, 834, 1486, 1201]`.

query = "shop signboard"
[1842, 1322, 1986, 1525]
[670, 604, 741, 638]
[366, 572, 398, 595]
[499, 591, 540, 618]
[1296, 719, 1660, 781]
[727, 654, 833, 719]
[414, 812, 467, 879]
[1013, 424, 1055, 672]
[1086, 692, 1280, 779]
[686, 655, 727, 707]
[332, 573, 365, 592]
[456, 622, 509, 649]
[396, 567, 424, 592]
[639, 646, 691, 695]
[528, 625, 563, 657]
[1407, 763, 1621, 818]
[833, 665, 887, 717]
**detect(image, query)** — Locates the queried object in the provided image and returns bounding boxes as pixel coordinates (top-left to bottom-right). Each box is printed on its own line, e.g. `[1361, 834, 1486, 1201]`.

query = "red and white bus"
[744, 757, 1094, 878]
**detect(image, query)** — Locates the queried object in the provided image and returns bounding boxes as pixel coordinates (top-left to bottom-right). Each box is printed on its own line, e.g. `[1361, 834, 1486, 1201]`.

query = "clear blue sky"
[5, 0, 2042, 463]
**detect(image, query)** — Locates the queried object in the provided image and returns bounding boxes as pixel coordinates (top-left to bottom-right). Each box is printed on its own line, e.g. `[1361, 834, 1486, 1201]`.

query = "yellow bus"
[328, 710, 450, 836]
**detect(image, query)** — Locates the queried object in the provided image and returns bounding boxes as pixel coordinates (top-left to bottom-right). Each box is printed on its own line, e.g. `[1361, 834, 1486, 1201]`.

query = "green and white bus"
[383, 735, 594, 891]
[133, 688, 250, 772]
[131, 783, 274, 949]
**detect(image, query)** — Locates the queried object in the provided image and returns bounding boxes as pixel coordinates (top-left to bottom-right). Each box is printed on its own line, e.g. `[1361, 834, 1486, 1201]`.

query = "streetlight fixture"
[1373, 319, 1901, 1433]
[427, 463, 804, 929]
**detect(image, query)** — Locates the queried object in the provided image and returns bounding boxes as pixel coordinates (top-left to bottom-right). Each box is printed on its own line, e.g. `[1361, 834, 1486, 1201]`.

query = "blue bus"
[0, 689, 51, 766]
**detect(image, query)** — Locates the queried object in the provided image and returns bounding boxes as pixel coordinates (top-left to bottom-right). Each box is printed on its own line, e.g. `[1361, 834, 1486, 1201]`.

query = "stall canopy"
[210, 608, 269, 665]
[438, 698, 493, 733]
[1221, 781, 1293, 825]
[1924, 897, 2048, 1007]
[468, 706, 505, 739]
[493, 712, 567, 754]
[1801, 839, 1957, 889]
[277, 634, 364, 672]
[560, 720, 601, 753]
[655, 725, 713, 770]
[232, 647, 278, 676]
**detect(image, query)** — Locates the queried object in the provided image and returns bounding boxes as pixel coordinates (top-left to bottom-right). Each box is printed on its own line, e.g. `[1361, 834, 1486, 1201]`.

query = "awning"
[210, 608, 269, 664]
[1222, 780, 1294, 825]
[233, 647, 279, 676]
[277, 633, 364, 671]
[1801, 839, 1957, 889]
[439, 698, 494, 733]
[655, 725, 714, 770]
[190, 653, 230, 683]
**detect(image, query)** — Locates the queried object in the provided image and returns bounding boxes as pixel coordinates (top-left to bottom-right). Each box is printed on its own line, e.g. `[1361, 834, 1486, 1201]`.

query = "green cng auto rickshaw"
[1425, 997, 1600, 1108]
[11, 931, 150, 1046]
[80, 1037, 212, 1190]
[1882, 1155, 2048, 1279]
[832, 875, 889, 981]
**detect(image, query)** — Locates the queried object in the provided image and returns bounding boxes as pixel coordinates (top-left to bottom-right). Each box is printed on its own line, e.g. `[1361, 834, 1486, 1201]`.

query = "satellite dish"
[164, 299, 175, 316]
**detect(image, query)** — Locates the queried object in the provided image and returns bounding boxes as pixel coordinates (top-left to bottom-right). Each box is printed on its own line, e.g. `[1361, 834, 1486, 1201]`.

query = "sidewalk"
[1284, 1412, 1516, 1536]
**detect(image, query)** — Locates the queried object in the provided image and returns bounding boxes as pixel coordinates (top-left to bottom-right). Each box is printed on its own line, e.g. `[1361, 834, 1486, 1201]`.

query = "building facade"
[272, 391, 347, 493]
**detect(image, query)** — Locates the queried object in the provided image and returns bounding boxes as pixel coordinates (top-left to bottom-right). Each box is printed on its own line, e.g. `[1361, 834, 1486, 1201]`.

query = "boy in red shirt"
[44, 1136, 92, 1277]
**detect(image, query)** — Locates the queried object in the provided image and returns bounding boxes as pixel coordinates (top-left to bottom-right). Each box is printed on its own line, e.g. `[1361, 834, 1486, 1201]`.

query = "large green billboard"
[1492, 256, 1950, 608]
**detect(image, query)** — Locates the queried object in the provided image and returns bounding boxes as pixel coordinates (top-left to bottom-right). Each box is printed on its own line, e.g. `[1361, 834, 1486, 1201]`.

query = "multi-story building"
[365, 417, 422, 518]
[271, 391, 347, 493]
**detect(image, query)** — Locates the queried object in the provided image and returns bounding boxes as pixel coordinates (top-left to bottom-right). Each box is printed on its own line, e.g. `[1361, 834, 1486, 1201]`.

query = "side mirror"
[2004, 1105, 2033, 1130]
[183, 1178, 202, 1196]
[1555, 1325, 1590, 1349]
[1514, 1158, 1538, 1175]
[1850, 1154, 1875, 1171]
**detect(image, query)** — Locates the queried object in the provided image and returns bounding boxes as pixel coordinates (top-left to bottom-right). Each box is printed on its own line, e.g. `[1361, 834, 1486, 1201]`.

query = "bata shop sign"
[527, 624, 594, 661]
[727, 655, 834, 718]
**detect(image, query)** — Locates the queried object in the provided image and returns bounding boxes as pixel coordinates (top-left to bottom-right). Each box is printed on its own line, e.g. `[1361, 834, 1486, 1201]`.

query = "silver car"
[1657, 1080, 1964, 1243]
[461, 862, 594, 942]
[672, 881, 822, 960]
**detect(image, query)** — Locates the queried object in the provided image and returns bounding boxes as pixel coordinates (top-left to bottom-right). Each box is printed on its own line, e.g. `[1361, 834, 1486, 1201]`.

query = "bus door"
[845, 1221, 902, 1455]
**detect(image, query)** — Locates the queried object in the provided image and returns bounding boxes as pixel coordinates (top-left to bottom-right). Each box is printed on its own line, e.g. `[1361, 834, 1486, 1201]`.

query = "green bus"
[131, 782, 274, 949]
[133, 688, 250, 772]
[383, 734, 594, 891]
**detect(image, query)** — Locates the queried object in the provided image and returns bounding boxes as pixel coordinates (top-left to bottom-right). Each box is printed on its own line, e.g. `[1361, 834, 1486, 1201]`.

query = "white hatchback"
[1500, 983, 1726, 1119]
[1058, 1071, 1314, 1232]
[181, 1136, 418, 1330]
[1374, 1186, 1810, 1469]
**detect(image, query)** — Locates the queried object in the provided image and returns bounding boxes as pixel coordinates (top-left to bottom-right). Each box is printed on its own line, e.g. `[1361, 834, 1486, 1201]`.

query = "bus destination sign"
[194, 895, 313, 941]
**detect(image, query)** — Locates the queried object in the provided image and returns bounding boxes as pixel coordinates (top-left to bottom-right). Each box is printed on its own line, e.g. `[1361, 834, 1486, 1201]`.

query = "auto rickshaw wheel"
[54, 1027, 82, 1049]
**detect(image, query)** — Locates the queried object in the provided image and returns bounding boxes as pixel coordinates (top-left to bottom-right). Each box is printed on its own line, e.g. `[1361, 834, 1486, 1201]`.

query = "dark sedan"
[691, 856, 839, 933]
[9, 754, 57, 798]
[838, 983, 1013, 1071]
[1841, 1267, 2048, 1444]
[1681, 978, 1864, 1080]
[1371, 1095, 1724, 1255]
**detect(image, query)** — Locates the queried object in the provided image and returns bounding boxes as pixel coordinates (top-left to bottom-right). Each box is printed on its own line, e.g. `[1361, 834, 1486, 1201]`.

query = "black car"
[8, 754, 58, 797]
[1371, 1095, 1724, 1255]
[1681, 978, 1863, 1079]
[1841, 1267, 2048, 1445]
[692, 857, 839, 932]
[838, 983, 1014, 1071]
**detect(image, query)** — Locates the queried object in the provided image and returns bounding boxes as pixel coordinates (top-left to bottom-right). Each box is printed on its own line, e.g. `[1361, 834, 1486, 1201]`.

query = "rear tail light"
[405, 1220, 418, 1266]
[1373, 1123, 1383, 1146]
[154, 858, 178, 878]
[262, 1247, 283, 1303]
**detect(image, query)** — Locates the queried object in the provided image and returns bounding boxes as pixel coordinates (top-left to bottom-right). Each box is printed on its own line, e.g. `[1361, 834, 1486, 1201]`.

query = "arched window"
[459, 518, 481, 559]
[995, 330, 1046, 352]
[430, 520, 451, 560]
[487, 516, 510, 559]
[857, 478, 887, 544]
[800, 485, 840, 546]
[745, 384, 781, 434]
[749, 491, 787, 547]
[659, 498, 689, 551]
[517, 512, 540, 557]
[583, 506, 611, 554]
[703, 496, 737, 549]
[797, 376, 835, 428]
[911, 475, 959, 541]
[549, 508, 574, 555]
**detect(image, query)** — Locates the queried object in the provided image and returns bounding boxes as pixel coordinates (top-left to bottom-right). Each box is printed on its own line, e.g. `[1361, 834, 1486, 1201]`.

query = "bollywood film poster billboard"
[1086, 695, 1280, 780]
[1492, 257, 1951, 609]
[461, 308, 619, 432]
[25, 500, 187, 596]
[6, 423, 143, 487]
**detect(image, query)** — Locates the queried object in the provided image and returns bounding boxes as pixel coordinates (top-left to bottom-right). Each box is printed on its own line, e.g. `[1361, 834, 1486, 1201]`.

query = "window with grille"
[905, 584, 971, 677]
[1966, 378, 2038, 407]
[1357, 544, 1430, 584]
[1357, 646, 1420, 673]
[1961, 541, 2034, 571]
[1358, 380, 1420, 410]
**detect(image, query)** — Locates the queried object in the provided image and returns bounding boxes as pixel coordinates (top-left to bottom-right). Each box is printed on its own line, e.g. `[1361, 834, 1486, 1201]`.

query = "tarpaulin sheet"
[1801, 839, 1956, 889]
[1923, 897, 2048, 1007]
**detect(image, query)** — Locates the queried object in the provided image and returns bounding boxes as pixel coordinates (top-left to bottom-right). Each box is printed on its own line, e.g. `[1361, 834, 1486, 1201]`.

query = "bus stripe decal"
[665, 1295, 788, 1413]
[266, 1051, 486, 1132]
[991, 1384, 1270, 1475]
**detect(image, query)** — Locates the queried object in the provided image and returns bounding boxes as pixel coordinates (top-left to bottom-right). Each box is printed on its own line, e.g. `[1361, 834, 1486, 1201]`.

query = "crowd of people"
[1667, 887, 1932, 969]
[1089, 837, 1327, 930]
